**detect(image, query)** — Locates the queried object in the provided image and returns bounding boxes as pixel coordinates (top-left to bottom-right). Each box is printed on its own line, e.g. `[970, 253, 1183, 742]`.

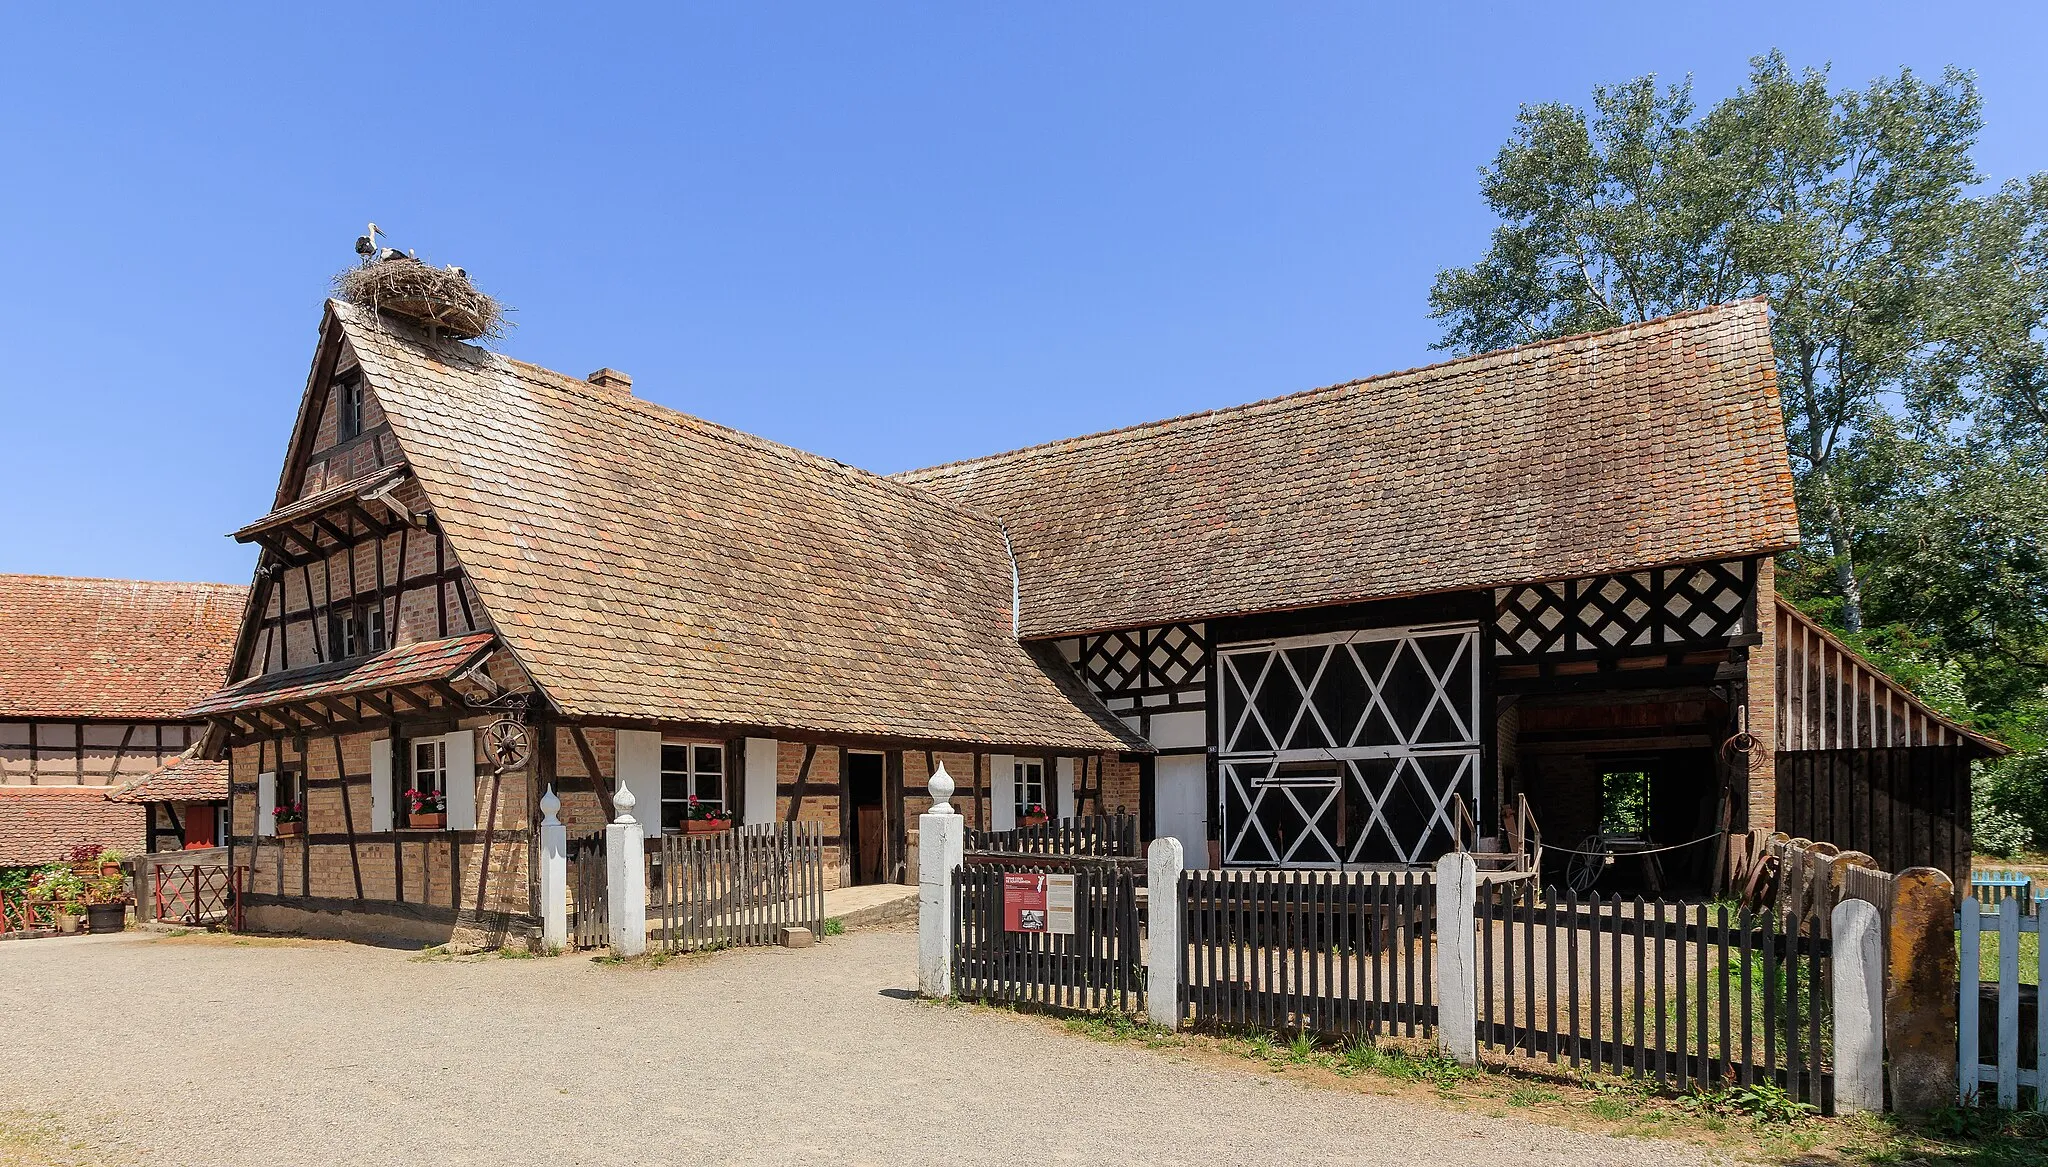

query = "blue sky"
[3, 3, 2045, 584]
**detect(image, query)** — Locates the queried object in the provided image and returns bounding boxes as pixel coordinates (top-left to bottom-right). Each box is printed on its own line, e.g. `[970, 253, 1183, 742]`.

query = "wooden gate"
[952, 858, 1146, 1013]
[570, 834, 607, 949]
[1775, 746, 1971, 878]
[1179, 868, 1437, 1036]
[1476, 880, 1835, 1112]
[649, 822, 826, 952]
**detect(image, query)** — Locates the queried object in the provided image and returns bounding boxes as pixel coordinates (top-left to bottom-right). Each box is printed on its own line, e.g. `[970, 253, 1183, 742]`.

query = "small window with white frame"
[1014, 760, 1047, 823]
[406, 737, 447, 827]
[330, 605, 385, 659]
[660, 742, 726, 832]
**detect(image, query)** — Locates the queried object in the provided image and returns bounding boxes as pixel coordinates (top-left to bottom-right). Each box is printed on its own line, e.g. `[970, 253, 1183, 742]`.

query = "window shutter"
[990, 754, 1016, 831]
[1056, 758, 1077, 820]
[743, 737, 778, 825]
[444, 730, 478, 831]
[256, 772, 277, 837]
[615, 730, 663, 833]
[369, 738, 394, 833]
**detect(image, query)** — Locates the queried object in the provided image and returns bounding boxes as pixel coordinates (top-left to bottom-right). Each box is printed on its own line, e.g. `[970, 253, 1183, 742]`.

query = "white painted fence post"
[918, 764, 965, 998]
[1435, 852, 1478, 1066]
[1147, 836, 1184, 1030]
[1831, 897, 1885, 1114]
[539, 785, 567, 952]
[605, 781, 647, 957]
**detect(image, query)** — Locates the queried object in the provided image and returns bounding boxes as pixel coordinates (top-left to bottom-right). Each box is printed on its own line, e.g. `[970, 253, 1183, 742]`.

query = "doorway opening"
[845, 751, 888, 885]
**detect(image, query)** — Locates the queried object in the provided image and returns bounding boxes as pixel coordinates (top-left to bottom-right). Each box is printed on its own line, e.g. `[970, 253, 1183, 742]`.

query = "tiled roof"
[185, 632, 497, 718]
[0, 575, 248, 719]
[0, 787, 145, 866]
[107, 749, 231, 803]
[331, 303, 1141, 753]
[231, 466, 406, 541]
[900, 301, 1801, 638]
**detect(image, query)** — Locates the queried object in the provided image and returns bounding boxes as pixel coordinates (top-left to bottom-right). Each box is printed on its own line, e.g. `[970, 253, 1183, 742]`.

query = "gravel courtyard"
[0, 927, 1712, 1166]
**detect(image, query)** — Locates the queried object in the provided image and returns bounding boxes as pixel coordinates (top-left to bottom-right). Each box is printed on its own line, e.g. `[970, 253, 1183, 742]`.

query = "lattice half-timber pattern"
[1493, 559, 1757, 660]
[1217, 624, 1480, 868]
[1057, 623, 1207, 714]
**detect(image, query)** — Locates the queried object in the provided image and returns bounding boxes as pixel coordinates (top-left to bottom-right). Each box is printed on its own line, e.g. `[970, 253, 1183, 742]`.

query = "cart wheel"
[1566, 837, 1606, 895]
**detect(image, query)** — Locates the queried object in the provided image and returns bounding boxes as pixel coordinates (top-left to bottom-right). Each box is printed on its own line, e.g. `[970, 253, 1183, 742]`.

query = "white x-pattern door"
[1217, 623, 1480, 868]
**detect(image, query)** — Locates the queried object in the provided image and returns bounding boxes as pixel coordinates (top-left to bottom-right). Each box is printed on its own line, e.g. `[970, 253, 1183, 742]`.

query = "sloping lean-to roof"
[328, 302, 1139, 754]
[900, 300, 1801, 639]
[108, 748, 230, 803]
[1775, 598, 2007, 758]
[0, 575, 247, 720]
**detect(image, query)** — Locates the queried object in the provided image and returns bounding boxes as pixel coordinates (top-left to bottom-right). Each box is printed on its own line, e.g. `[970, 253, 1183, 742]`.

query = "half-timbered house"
[190, 293, 2000, 947]
[0, 574, 243, 862]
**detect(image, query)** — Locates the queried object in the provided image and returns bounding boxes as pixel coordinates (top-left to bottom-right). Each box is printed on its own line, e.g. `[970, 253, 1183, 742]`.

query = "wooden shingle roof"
[330, 303, 1139, 753]
[108, 749, 230, 803]
[0, 575, 247, 720]
[901, 300, 1801, 638]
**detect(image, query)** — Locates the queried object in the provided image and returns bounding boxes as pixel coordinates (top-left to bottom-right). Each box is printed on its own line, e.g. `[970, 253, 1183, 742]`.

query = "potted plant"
[84, 872, 129, 934]
[66, 841, 103, 878]
[56, 902, 85, 935]
[273, 800, 306, 837]
[1021, 803, 1049, 828]
[96, 848, 127, 877]
[683, 796, 732, 835]
[405, 787, 446, 830]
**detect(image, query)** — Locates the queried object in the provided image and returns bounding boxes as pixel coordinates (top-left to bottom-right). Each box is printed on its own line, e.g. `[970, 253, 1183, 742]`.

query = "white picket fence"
[1958, 897, 2046, 1109]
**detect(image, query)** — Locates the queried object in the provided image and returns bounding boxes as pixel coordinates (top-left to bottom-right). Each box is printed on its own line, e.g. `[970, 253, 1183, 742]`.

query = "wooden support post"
[1832, 898, 1885, 1114]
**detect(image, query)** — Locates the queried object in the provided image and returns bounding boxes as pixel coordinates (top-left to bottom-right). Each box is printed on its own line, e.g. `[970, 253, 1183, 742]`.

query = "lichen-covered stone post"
[1147, 836, 1185, 1030]
[1888, 867, 1960, 1111]
[539, 785, 568, 952]
[1832, 897, 1885, 1114]
[918, 764, 965, 998]
[606, 782, 647, 957]
[1435, 851, 1479, 1065]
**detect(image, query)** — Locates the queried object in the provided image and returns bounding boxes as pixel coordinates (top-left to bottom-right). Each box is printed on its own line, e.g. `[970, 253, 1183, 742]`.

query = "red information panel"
[1004, 872, 1048, 933]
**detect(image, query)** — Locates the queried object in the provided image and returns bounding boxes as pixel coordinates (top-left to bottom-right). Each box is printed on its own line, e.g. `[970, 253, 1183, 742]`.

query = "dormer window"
[335, 374, 365, 442]
[330, 605, 386, 659]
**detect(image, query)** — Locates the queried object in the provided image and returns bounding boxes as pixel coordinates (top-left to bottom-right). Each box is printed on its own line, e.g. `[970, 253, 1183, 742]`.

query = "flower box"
[407, 812, 446, 831]
[276, 821, 304, 838]
[1021, 814, 1049, 828]
[685, 819, 732, 835]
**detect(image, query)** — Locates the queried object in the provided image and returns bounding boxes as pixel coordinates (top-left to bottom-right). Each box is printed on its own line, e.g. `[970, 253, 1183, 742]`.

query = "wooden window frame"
[335, 374, 365, 443]
[1013, 759, 1047, 822]
[659, 740, 726, 833]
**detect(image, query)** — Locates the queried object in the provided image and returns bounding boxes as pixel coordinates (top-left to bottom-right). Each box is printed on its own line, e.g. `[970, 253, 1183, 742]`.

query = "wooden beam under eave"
[312, 514, 356, 549]
[343, 501, 395, 537]
[355, 690, 396, 719]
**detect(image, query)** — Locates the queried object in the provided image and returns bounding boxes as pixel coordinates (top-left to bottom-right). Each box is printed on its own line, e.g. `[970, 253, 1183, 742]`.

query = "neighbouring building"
[0, 574, 244, 864]
[186, 291, 1999, 948]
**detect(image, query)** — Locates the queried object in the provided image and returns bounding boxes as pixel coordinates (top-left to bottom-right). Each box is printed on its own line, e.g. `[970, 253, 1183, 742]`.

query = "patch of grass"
[0, 1110, 116, 1167]
[1507, 1086, 1561, 1107]
[1285, 1033, 1318, 1063]
[1061, 1011, 1177, 1046]
[496, 946, 537, 959]
[1971, 929, 2042, 985]
[822, 918, 846, 937]
[1676, 1080, 1819, 1125]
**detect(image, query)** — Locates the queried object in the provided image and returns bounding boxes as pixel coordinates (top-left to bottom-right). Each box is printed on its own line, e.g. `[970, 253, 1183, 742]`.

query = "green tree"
[1428, 51, 1985, 633]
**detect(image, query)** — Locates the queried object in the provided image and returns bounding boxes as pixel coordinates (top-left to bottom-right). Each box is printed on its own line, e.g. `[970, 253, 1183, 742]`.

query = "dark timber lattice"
[1493, 560, 1756, 661]
[1066, 622, 1208, 712]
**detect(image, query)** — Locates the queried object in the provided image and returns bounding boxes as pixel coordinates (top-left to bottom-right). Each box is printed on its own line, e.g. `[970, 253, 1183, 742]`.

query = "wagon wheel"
[483, 718, 530, 770]
[1566, 835, 1607, 895]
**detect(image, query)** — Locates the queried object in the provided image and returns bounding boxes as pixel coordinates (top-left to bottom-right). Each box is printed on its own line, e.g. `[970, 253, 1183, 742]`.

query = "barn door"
[1217, 622, 1480, 868]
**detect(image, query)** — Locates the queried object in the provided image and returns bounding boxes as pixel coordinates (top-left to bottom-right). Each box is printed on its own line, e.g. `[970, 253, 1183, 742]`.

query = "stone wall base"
[240, 893, 538, 952]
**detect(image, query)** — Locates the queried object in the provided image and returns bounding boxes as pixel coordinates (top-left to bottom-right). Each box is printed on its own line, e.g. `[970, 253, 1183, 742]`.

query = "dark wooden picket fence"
[1179, 869, 1437, 1038]
[570, 834, 606, 949]
[952, 860, 1146, 1013]
[966, 814, 1140, 858]
[1477, 880, 1835, 1113]
[649, 822, 826, 952]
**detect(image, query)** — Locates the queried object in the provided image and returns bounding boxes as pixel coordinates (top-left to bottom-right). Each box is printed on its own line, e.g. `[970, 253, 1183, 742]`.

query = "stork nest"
[333, 257, 507, 342]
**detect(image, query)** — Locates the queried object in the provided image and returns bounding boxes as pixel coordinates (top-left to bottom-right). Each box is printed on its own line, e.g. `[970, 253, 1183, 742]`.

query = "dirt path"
[0, 928, 1718, 1166]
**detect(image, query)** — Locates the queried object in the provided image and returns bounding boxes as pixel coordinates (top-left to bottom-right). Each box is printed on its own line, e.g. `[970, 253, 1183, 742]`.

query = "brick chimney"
[587, 368, 633, 393]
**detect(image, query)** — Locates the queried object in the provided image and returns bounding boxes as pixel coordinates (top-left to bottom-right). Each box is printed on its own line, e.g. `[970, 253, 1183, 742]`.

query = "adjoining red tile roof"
[0, 575, 249, 720]
[107, 750, 230, 804]
[331, 302, 1142, 754]
[184, 632, 497, 719]
[900, 300, 1802, 638]
[0, 787, 145, 866]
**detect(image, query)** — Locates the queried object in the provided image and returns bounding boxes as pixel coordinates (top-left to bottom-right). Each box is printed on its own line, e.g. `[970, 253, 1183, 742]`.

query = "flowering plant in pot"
[273, 800, 306, 837]
[66, 842, 105, 877]
[405, 787, 446, 830]
[84, 872, 129, 933]
[683, 796, 732, 834]
[1021, 803, 1049, 827]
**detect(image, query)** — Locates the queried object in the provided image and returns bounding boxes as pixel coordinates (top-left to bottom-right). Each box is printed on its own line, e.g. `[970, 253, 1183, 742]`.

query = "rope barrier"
[1539, 831, 1725, 859]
